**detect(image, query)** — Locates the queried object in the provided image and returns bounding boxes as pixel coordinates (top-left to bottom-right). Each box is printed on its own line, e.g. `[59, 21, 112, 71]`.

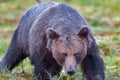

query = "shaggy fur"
[0, 1, 104, 80]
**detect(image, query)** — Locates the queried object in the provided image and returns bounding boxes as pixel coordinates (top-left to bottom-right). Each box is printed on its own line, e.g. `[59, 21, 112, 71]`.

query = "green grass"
[0, 0, 120, 80]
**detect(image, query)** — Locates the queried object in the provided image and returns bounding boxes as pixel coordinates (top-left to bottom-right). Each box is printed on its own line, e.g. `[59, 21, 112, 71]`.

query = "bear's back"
[17, 2, 88, 55]
[17, 2, 56, 52]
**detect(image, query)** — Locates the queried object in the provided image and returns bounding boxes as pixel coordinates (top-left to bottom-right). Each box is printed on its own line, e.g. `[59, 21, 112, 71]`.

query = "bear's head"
[46, 25, 92, 76]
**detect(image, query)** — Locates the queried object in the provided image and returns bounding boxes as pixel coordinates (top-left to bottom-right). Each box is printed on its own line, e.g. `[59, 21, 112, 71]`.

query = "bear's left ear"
[47, 28, 60, 40]
[78, 25, 93, 47]
[46, 28, 60, 51]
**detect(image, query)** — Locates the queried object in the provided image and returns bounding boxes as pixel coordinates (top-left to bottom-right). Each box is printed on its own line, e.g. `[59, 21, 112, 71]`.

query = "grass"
[0, 0, 120, 80]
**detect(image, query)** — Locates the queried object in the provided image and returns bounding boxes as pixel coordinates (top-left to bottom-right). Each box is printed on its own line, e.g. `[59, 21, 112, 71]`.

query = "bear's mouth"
[64, 64, 77, 76]
[66, 68, 76, 76]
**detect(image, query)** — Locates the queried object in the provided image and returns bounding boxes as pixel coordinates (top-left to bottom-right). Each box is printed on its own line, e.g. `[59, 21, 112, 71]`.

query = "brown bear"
[0, 0, 105, 80]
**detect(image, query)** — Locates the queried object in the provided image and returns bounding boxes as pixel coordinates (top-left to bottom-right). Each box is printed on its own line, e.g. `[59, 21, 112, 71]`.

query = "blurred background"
[0, 0, 120, 80]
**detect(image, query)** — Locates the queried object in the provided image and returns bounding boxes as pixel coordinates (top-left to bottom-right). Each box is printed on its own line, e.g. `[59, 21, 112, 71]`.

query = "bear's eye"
[74, 53, 79, 58]
[62, 53, 67, 59]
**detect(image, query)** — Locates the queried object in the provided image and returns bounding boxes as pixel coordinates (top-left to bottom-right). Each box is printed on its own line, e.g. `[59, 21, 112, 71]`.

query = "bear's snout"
[67, 68, 76, 76]
[63, 56, 77, 76]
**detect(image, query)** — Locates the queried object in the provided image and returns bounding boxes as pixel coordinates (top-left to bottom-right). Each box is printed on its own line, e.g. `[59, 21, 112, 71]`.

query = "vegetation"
[0, 0, 120, 80]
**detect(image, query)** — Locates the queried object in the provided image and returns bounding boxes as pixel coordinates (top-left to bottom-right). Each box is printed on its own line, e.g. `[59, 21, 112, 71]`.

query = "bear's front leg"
[30, 51, 51, 80]
[32, 53, 62, 80]
[29, 29, 52, 80]
[81, 43, 105, 80]
[43, 53, 62, 77]
[34, 62, 51, 80]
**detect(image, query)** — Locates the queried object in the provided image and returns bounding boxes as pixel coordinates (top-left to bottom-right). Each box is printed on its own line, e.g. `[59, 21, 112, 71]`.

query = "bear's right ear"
[47, 28, 60, 40]
[77, 25, 89, 38]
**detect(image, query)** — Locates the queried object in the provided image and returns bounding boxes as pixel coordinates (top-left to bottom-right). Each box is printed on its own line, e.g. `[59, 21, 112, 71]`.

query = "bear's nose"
[67, 70, 75, 76]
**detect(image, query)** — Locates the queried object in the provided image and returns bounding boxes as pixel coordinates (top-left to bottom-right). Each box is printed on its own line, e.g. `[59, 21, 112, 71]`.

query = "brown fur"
[0, 1, 104, 80]
[52, 35, 87, 65]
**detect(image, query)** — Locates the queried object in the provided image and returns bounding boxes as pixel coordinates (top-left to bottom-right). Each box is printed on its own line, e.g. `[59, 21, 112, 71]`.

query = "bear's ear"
[77, 25, 89, 38]
[47, 28, 59, 40]
[78, 25, 93, 47]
